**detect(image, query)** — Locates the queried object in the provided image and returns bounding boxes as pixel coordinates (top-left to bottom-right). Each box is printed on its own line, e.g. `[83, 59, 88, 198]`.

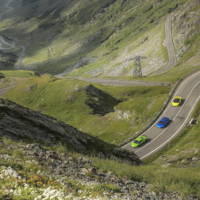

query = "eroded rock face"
[0, 50, 18, 69]
[0, 98, 140, 165]
[0, 73, 5, 79]
[85, 85, 121, 115]
[172, 0, 200, 59]
[0, 142, 194, 200]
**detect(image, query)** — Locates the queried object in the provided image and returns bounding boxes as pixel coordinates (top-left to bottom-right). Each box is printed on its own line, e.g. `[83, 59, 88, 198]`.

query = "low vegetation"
[1, 71, 170, 145]
[0, 0, 200, 198]
[0, 138, 131, 200]
[92, 101, 200, 197]
[0, 0, 188, 76]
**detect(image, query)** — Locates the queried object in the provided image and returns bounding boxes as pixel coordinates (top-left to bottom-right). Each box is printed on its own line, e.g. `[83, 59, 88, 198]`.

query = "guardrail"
[120, 68, 200, 147]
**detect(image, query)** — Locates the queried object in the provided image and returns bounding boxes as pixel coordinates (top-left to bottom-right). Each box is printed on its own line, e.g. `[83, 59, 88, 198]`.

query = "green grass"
[0, 72, 200, 197]
[93, 159, 200, 197]
[144, 100, 200, 165]
[0, 137, 125, 200]
[0, 70, 36, 78]
[1, 134, 200, 199]
[0, 0, 200, 197]
[0, 0, 188, 75]
[90, 100, 200, 197]
[1, 0, 199, 79]
[1, 73, 170, 145]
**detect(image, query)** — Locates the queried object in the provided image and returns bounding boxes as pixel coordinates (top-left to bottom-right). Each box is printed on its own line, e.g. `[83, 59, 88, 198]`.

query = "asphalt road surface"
[122, 71, 200, 159]
[72, 77, 170, 87]
[1, 10, 199, 159]
[56, 15, 177, 86]
[153, 15, 177, 75]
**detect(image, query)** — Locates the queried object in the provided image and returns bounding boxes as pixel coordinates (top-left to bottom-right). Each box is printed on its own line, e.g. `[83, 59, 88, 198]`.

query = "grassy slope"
[104, 28, 200, 84]
[2, 45, 197, 198]
[0, 0, 187, 75]
[0, 70, 36, 78]
[108, 32, 200, 83]
[69, 20, 168, 77]
[0, 138, 124, 200]
[0, 97, 199, 198]
[0, 0, 200, 197]
[92, 102, 200, 197]
[1, 72, 169, 145]
[149, 101, 200, 166]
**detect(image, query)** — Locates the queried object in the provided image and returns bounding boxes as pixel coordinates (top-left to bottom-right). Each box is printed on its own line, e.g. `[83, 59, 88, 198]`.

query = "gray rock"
[0, 98, 140, 165]
[0, 73, 5, 79]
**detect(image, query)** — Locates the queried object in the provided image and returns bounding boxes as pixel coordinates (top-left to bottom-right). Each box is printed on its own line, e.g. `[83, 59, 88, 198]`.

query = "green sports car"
[130, 135, 148, 148]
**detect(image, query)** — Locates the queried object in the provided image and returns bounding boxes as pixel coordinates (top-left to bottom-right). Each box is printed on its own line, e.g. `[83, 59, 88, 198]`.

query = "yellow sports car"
[171, 96, 183, 107]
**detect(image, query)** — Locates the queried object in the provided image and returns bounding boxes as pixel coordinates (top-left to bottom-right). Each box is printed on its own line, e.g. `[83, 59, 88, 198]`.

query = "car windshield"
[173, 98, 180, 103]
[159, 120, 167, 124]
[133, 140, 141, 144]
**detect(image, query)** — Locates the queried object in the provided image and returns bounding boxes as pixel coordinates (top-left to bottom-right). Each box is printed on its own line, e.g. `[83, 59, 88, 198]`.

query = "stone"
[0, 98, 140, 165]
[0, 73, 5, 79]
[192, 157, 199, 161]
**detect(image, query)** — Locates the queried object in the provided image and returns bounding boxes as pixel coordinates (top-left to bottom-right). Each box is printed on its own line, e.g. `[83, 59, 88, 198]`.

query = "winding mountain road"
[1, 9, 199, 160]
[56, 15, 177, 86]
[56, 14, 200, 159]
[72, 77, 170, 87]
[122, 71, 200, 159]
[153, 15, 177, 75]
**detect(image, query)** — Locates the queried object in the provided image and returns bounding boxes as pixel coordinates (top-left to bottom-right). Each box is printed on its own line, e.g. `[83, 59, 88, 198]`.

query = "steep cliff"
[0, 98, 140, 165]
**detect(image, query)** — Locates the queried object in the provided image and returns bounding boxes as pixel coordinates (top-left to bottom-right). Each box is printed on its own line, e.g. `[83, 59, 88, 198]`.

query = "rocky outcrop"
[172, 0, 200, 59]
[0, 73, 5, 79]
[1, 141, 197, 200]
[85, 85, 121, 115]
[0, 98, 140, 164]
[0, 50, 18, 69]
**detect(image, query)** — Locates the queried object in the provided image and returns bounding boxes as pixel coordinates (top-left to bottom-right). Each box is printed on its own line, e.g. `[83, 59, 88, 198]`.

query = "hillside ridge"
[0, 98, 140, 165]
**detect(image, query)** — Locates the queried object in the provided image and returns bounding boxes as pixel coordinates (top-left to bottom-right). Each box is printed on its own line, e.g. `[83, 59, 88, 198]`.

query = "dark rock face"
[0, 98, 140, 165]
[0, 73, 5, 79]
[0, 50, 18, 69]
[1, 142, 197, 200]
[85, 85, 121, 115]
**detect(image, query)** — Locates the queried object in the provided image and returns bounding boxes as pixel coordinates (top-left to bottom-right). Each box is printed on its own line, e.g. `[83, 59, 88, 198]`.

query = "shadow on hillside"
[0, 0, 120, 73]
[0, 98, 141, 165]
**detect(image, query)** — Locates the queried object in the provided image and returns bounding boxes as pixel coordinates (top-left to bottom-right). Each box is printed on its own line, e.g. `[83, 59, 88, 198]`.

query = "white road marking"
[134, 80, 200, 153]
[141, 94, 200, 159]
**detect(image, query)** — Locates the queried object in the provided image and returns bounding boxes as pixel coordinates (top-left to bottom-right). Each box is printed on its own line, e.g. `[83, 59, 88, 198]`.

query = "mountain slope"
[1, 0, 196, 76]
[0, 99, 199, 199]
[0, 0, 200, 198]
[0, 98, 140, 165]
[0, 72, 170, 145]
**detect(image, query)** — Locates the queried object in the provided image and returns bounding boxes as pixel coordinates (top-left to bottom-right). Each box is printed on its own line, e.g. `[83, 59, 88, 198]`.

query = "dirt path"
[15, 46, 26, 68]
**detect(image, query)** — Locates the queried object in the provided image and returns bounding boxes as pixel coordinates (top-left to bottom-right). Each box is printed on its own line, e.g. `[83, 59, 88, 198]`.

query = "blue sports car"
[156, 117, 171, 128]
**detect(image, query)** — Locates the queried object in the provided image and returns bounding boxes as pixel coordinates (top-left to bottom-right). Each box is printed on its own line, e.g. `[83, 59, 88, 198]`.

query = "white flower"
[34, 187, 65, 200]
[0, 167, 20, 179]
